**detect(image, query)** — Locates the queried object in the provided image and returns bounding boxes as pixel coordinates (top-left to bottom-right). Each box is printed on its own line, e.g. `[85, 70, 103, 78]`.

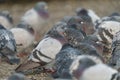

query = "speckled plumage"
[0, 25, 19, 64]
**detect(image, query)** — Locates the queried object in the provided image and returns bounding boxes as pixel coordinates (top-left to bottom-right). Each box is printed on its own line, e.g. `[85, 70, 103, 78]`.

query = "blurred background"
[0, 0, 120, 79]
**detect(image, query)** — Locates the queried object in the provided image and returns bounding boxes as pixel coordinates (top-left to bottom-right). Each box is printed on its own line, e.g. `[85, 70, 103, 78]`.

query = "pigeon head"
[76, 8, 92, 22]
[52, 22, 68, 37]
[34, 1, 49, 19]
[70, 55, 103, 80]
[67, 16, 84, 30]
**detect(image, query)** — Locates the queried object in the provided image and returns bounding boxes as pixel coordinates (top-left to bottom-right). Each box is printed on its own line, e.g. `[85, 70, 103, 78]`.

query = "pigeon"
[81, 34, 104, 55]
[70, 55, 120, 80]
[0, 10, 13, 29]
[21, 1, 49, 41]
[109, 31, 120, 71]
[52, 44, 82, 79]
[52, 43, 103, 79]
[0, 24, 19, 64]
[61, 15, 94, 35]
[76, 8, 100, 30]
[15, 29, 67, 74]
[96, 12, 120, 28]
[10, 23, 35, 57]
[8, 73, 29, 80]
[96, 20, 120, 53]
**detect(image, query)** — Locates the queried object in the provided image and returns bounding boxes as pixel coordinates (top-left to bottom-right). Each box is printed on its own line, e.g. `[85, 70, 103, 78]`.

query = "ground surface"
[0, 0, 120, 80]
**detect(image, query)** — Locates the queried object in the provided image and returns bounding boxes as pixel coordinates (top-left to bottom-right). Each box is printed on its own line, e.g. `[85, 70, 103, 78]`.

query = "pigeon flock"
[0, 1, 120, 80]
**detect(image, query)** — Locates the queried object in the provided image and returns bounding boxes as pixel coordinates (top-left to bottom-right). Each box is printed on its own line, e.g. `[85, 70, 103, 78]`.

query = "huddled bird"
[0, 24, 19, 64]
[0, 10, 13, 29]
[15, 22, 68, 74]
[70, 55, 120, 80]
[75, 8, 100, 31]
[52, 43, 103, 79]
[96, 20, 120, 53]
[10, 23, 35, 57]
[20, 1, 49, 41]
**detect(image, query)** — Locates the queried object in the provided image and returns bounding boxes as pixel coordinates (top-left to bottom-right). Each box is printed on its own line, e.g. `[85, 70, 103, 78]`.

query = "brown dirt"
[0, 0, 120, 80]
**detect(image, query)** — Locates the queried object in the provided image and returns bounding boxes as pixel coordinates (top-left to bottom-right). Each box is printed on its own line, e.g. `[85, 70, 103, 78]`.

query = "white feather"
[10, 28, 35, 52]
[81, 64, 118, 80]
[35, 37, 62, 60]
[70, 55, 103, 75]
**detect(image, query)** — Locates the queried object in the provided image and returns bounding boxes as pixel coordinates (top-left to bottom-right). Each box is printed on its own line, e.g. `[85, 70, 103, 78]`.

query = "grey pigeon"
[52, 43, 103, 79]
[10, 23, 35, 57]
[0, 25, 19, 64]
[0, 10, 13, 29]
[96, 20, 120, 54]
[70, 55, 120, 80]
[15, 29, 67, 75]
[21, 1, 49, 41]
[76, 8, 100, 31]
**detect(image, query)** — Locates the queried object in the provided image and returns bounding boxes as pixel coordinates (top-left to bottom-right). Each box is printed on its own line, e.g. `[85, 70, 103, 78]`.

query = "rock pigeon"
[70, 55, 120, 80]
[109, 31, 120, 71]
[96, 20, 120, 53]
[61, 15, 94, 35]
[96, 12, 120, 28]
[76, 8, 100, 30]
[8, 73, 29, 80]
[52, 43, 103, 79]
[15, 29, 67, 74]
[0, 24, 19, 64]
[0, 10, 13, 29]
[10, 23, 35, 57]
[20, 1, 49, 41]
[52, 44, 82, 79]
[81, 34, 104, 55]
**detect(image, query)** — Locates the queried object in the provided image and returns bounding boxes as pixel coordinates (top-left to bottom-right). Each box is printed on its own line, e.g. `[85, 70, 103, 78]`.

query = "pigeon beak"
[15, 60, 45, 75]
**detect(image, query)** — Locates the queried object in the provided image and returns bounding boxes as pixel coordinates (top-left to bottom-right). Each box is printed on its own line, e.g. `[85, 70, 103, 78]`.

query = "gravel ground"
[0, 0, 120, 80]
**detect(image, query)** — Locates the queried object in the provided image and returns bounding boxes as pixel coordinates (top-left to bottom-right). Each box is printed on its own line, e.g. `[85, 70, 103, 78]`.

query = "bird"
[52, 44, 82, 79]
[0, 10, 13, 29]
[52, 43, 103, 79]
[20, 1, 49, 41]
[0, 24, 20, 64]
[8, 73, 29, 80]
[75, 8, 100, 31]
[15, 28, 67, 74]
[109, 31, 120, 71]
[96, 20, 120, 53]
[81, 34, 104, 55]
[70, 55, 120, 80]
[10, 23, 35, 57]
[61, 15, 92, 35]
[95, 12, 120, 28]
